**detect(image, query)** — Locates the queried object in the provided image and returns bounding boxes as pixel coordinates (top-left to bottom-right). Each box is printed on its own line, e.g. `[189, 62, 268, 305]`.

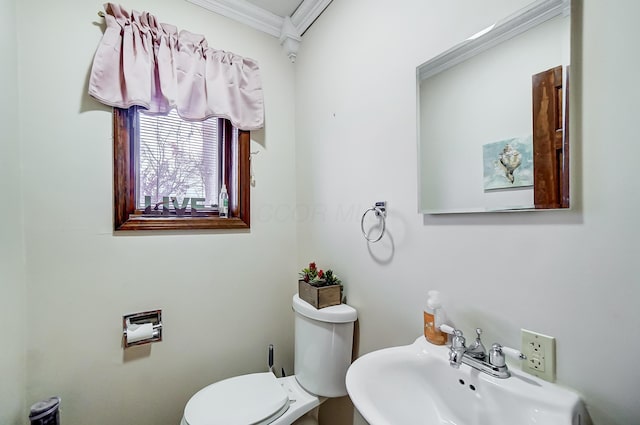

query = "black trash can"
[29, 396, 61, 425]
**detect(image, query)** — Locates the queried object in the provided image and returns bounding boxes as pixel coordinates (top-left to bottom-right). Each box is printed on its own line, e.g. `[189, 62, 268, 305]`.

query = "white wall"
[15, 1, 298, 424]
[0, 0, 26, 423]
[295, 1, 640, 424]
[7, 0, 640, 424]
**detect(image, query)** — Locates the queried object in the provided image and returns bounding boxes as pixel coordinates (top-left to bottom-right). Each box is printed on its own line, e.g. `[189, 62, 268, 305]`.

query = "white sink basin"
[346, 336, 591, 425]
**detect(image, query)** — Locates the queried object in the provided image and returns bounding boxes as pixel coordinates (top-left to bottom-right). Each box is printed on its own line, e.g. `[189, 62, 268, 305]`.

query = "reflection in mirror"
[417, 0, 571, 214]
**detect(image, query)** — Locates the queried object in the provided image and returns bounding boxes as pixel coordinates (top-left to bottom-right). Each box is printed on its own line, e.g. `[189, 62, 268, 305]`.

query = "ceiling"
[186, 0, 333, 61]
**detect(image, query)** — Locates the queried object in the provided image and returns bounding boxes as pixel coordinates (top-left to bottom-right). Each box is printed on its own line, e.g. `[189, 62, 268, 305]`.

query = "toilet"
[180, 294, 358, 425]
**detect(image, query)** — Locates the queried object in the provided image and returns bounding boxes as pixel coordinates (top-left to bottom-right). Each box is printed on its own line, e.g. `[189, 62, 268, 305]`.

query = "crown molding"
[186, 0, 284, 37]
[291, 0, 333, 35]
[185, 0, 332, 37]
[185, 0, 332, 61]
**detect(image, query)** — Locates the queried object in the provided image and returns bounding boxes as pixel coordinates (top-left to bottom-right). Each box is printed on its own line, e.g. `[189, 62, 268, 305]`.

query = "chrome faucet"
[466, 328, 487, 360]
[441, 326, 526, 379]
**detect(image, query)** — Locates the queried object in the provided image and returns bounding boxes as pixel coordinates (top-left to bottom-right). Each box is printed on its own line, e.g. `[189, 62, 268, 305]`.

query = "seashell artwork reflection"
[483, 136, 533, 190]
[499, 144, 522, 183]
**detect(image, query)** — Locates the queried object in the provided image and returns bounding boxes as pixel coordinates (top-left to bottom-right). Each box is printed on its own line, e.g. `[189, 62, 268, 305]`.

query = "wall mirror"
[417, 0, 571, 214]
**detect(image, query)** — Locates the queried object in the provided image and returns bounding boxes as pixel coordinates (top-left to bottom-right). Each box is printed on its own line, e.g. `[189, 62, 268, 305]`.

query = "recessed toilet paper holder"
[122, 310, 162, 348]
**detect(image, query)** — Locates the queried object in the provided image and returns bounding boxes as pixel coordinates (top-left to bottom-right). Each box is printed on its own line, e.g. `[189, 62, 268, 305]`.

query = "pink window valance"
[89, 3, 264, 130]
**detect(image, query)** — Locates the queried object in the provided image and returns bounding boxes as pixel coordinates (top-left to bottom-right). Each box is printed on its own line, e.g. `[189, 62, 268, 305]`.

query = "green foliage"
[299, 262, 342, 287]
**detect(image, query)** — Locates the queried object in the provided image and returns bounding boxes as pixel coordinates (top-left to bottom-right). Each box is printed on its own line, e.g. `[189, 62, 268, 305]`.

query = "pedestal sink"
[346, 336, 591, 425]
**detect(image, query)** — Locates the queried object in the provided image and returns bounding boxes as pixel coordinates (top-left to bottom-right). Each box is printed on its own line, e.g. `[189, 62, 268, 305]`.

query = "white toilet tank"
[292, 294, 358, 398]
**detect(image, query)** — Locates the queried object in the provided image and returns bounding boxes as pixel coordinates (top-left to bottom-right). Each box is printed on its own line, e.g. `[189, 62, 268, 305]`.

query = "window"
[113, 107, 250, 231]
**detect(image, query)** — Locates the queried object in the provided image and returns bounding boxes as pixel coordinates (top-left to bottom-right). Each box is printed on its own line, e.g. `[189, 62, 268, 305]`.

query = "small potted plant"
[298, 262, 343, 309]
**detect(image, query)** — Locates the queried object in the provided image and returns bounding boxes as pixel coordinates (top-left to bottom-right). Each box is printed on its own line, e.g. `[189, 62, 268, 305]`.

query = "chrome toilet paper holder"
[122, 309, 163, 348]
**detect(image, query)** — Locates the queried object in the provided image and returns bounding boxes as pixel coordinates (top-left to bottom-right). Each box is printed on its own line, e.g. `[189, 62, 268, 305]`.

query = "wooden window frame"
[113, 108, 250, 231]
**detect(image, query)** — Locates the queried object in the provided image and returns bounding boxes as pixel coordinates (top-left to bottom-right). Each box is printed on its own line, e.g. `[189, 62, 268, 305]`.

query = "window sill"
[115, 215, 250, 231]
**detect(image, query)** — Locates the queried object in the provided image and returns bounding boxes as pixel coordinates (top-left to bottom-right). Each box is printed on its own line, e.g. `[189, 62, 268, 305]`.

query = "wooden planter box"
[298, 280, 342, 309]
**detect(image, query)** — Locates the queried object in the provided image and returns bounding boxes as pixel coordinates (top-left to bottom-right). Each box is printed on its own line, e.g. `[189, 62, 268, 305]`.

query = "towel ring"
[361, 202, 387, 243]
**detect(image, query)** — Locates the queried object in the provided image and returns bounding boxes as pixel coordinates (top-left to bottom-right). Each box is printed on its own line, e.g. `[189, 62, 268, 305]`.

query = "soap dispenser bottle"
[424, 290, 447, 345]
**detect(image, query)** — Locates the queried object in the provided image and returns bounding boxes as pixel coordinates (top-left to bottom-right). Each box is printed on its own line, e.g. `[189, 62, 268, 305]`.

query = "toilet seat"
[183, 372, 289, 425]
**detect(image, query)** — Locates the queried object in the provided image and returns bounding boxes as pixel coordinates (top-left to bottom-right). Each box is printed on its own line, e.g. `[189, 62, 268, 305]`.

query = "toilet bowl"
[180, 294, 357, 425]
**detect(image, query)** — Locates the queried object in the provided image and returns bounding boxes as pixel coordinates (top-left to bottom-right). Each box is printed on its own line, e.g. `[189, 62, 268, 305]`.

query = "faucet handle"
[489, 343, 526, 367]
[451, 329, 466, 349]
[438, 325, 466, 348]
[439, 324, 456, 335]
[501, 345, 526, 360]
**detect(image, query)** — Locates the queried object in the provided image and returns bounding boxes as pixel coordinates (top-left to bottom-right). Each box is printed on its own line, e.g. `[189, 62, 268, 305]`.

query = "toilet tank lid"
[292, 294, 357, 323]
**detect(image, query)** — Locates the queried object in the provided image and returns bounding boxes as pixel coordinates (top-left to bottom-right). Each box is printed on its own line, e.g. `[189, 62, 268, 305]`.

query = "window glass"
[136, 110, 221, 213]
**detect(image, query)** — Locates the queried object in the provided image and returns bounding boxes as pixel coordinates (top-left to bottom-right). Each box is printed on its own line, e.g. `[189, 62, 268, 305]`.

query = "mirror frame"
[417, 0, 571, 214]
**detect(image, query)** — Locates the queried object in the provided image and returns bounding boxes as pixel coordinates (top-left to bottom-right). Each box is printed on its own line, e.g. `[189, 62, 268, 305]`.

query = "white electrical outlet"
[521, 329, 556, 382]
